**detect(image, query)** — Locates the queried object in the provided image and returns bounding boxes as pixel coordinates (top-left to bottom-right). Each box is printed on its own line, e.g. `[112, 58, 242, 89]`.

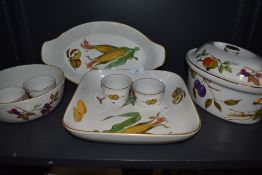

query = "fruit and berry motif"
[66, 48, 82, 70]
[237, 67, 262, 86]
[190, 69, 240, 112]
[101, 112, 168, 134]
[172, 87, 186, 104]
[226, 108, 262, 121]
[81, 39, 139, 70]
[196, 49, 232, 73]
[7, 91, 59, 121]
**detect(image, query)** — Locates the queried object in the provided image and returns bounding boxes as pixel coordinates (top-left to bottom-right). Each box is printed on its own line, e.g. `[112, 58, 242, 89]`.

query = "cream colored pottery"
[41, 21, 165, 84]
[63, 70, 200, 144]
[186, 41, 262, 124]
[0, 64, 65, 123]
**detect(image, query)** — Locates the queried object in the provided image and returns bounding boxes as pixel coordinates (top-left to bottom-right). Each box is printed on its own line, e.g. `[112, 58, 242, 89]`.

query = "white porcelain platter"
[63, 70, 201, 144]
[41, 21, 165, 84]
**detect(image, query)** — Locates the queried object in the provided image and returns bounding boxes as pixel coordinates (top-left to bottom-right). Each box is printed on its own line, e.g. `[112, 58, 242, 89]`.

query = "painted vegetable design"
[80, 39, 139, 70]
[172, 87, 186, 104]
[102, 112, 141, 133]
[86, 47, 139, 70]
[119, 116, 166, 134]
[66, 48, 82, 70]
[191, 69, 240, 112]
[81, 38, 117, 53]
[7, 91, 59, 121]
[73, 99, 87, 122]
[102, 112, 167, 134]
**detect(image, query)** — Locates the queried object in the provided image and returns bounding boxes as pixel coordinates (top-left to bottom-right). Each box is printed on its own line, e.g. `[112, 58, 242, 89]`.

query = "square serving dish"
[62, 70, 200, 144]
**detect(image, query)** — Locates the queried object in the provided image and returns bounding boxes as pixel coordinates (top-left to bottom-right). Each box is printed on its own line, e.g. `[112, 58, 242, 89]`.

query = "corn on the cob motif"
[86, 47, 139, 70]
[102, 112, 167, 134]
[81, 38, 117, 53]
[118, 117, 166, 134]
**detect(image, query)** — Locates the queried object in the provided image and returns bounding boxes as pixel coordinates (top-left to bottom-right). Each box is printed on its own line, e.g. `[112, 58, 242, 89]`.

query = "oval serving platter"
[62, 70, 201, 144]
[41, 21, 165, 84]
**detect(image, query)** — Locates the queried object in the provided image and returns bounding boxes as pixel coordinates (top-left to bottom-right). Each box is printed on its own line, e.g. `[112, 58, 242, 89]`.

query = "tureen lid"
[186, 41, 262, 88]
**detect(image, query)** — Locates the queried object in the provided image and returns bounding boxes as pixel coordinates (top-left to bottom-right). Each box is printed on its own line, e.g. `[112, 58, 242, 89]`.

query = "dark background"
[1, 0, 262, 79]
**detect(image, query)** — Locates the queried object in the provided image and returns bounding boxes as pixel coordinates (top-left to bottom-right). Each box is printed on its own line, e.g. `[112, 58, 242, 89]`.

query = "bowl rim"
[132, 78, 166, 95]
[0, 64, 65, 106]
[0, 86, 27, 104]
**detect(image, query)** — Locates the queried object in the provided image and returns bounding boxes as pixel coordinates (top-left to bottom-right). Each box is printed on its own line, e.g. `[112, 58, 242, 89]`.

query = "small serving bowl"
[186, 41, 262, 124]
[0, 87, 27, 104]
[0, 64, 65, 123]
[132, 78, 165, 107]
[23, 75, 56, 98]
[101, 74, 132, 103]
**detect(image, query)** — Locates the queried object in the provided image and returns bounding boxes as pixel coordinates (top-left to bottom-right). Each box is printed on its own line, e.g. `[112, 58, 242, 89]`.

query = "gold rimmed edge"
[61, 69, 201, 137]
[101, 74, 133, 90]
[62, 119, 201, 137]
[132, 78, 166, 95]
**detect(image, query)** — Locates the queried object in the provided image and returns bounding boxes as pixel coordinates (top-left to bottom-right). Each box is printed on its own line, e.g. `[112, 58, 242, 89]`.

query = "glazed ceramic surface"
[0, 64, 65, 123]
[42, 21, 165, 84]
[132, 78, 165, 107]
[186, 41, 262, 124]
[101, 74, 132, 103]
[63, 70, 200, 144]
[0, 87, 27, 103]
[23, 75, 56, 98]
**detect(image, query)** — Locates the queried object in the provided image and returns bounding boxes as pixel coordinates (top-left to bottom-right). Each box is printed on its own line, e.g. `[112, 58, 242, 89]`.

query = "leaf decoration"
[214, 100, 222, 111]
[54, 91, 59, 101]
[103, 112, 141, 133]
[224, 65, 232, 73]
[50, 94, 54, 100]
[224, 99, 241, 106]
[223, 61, 230, 65]
[196, 49, 208, 59]
[251, 76, 260, 86]
[190, 69, 196, 79]
[218, 64, 224, 73]
[193, 88, 196, 99]
[205, 99, 212, 109]
[120, 96, 136, 108]
[17, 114, 29, 121]
[102, 112, 140, 121]
[105, 56, 127, 69]
[254, 108, 262, 120]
